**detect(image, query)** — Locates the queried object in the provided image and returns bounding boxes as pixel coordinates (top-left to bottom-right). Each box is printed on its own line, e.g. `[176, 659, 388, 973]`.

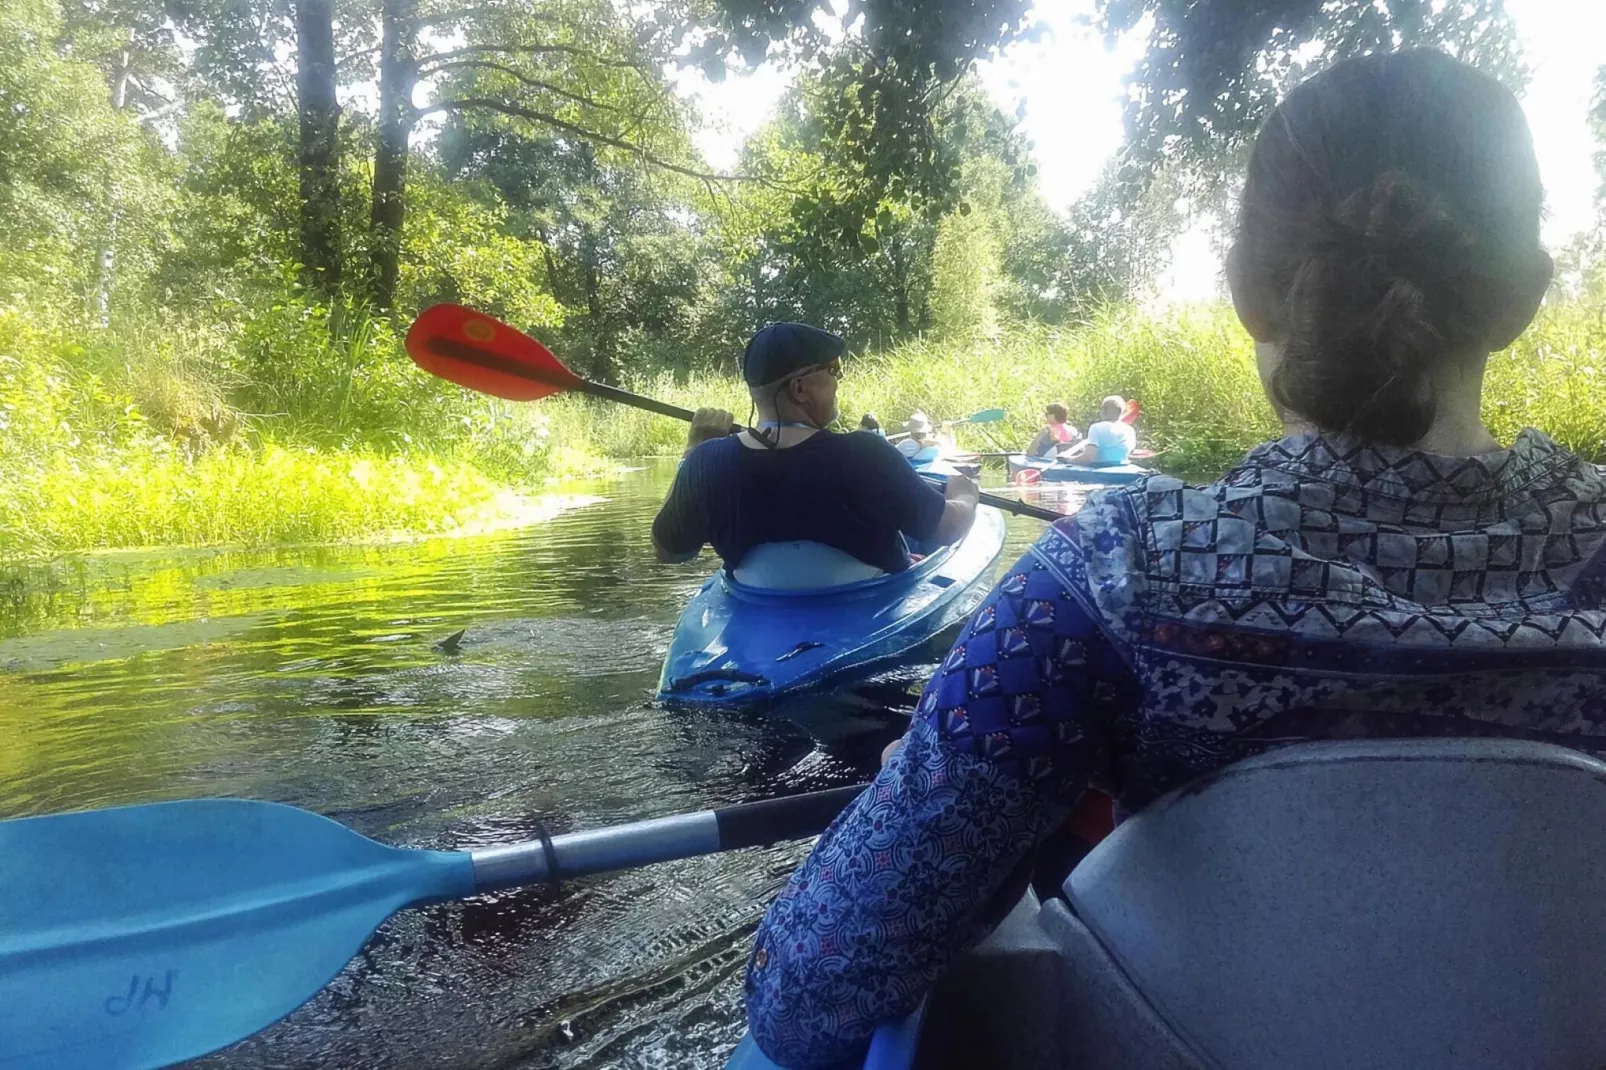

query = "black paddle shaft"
[428, 336, 1057, 522]
[714, 784, 867, 850]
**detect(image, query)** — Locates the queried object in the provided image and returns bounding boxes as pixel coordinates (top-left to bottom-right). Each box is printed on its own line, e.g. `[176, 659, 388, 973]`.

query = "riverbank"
[6, 297, 1605, 562]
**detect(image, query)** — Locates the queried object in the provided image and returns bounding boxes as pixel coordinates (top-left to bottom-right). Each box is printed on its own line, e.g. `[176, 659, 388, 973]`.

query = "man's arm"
[1064, 438, 1099, 465]
[930, 471, 980, 546]
[858, 434, 975, 547]
[651, 441, 715, 563]
[651, 531, 701, 564]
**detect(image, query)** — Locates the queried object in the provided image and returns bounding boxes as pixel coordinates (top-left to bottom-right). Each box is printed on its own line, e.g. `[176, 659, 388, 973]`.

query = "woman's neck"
[1280, 352, 1501, 458]
[1414, 353, 1500, 455]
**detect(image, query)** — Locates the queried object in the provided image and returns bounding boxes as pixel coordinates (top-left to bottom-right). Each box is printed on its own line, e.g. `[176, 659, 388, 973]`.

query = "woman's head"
[859, 412, 881, 432]
[1228, 50, 1550, 447]
[1099, 396, 1125, 423]
[1044, 403, 1068, 425]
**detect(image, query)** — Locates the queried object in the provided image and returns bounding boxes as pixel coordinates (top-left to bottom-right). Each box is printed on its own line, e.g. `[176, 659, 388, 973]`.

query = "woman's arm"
[744, 521, 1144, 1068]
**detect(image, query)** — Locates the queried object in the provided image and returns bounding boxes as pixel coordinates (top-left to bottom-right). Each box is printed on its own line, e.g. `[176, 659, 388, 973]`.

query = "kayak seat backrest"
[1063, 738, 1606, 1070]
[731, 541, 887, 589]
[904, 893, 1206, 1070]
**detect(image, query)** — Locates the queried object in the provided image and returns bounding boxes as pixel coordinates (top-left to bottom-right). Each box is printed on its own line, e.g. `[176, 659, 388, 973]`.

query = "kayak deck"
[656, 507, 1007, 705]
[1006, 454, 1152, 485]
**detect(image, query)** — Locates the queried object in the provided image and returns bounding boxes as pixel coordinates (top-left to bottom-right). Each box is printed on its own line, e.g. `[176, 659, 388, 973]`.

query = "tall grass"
[593, 305, 1277, 479]
[0, 301, 607, 559]
[597, 299, 1606, 482]
[6, 294, 1606, 561]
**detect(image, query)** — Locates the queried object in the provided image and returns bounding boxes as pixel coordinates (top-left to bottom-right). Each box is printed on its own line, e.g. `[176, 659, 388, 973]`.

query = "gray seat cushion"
[1067, 739, 1606, 1069]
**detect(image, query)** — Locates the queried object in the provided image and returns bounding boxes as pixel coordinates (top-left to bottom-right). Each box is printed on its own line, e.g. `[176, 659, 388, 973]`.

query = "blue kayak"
[1006, 453, 1153, 485]
[907, 447, 978, 479]
[655, 507, 1007, 705]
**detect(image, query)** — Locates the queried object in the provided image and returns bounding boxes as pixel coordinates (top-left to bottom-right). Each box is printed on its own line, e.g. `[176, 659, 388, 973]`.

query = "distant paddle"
[955, 407, 1005, 425]
[0, 784, 865, 1070]
[887, 408, 1006, 442]
[405, 306, 1062, 524]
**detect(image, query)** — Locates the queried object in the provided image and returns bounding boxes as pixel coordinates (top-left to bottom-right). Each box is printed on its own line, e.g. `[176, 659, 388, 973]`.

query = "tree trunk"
[583, 259, 616, 383]
[295, 0, 342, 297]
[94, 45, 133, 327]
[369, 0, 418, 309]
[890, 239, 912, 336]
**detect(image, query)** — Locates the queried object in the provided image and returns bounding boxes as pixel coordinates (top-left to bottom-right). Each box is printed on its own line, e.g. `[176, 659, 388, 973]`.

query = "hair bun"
[1324, 172, 1478, 294]
[1232, 51, 1543, 447]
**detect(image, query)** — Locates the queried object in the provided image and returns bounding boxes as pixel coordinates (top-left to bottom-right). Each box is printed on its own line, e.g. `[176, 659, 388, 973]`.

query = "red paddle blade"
[405, 305, 582, 401]
[1120, 399, 1141, 424]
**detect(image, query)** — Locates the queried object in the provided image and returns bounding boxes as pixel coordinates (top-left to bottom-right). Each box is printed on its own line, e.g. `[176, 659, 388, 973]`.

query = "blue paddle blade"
[965, 408, 1006, 424]
[0, 799, 475, 1070]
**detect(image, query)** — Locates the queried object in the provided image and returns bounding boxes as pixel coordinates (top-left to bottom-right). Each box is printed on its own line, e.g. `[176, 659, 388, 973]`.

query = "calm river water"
[0, 460, 1086, 1070]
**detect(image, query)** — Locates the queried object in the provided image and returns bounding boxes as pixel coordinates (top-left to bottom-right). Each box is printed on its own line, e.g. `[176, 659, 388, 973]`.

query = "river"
[0, 460, 1087, 1070]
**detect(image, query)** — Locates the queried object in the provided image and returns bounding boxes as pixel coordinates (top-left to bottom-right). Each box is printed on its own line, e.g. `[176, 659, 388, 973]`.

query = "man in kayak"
[1062, 394, 1136, 466]
[895, 411, 937, 458]
[1023, 402, 1078, 458]
[745, 51, 1596, 1069]
[652, 322, 979, 581]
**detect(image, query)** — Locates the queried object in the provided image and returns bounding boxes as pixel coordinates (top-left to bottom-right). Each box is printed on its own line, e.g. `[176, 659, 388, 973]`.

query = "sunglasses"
[797, 359, 843, 381]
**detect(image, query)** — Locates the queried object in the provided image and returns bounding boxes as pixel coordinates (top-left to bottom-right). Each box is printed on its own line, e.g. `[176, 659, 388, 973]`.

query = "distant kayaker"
[652, 323, 979, 582]
[858, 412, 885, 437]
[1023, 402, 1078, 458]
[1062, 394, 1136, 466]
[745, 50, 1601, 1069]
[894, 411, 935, 458]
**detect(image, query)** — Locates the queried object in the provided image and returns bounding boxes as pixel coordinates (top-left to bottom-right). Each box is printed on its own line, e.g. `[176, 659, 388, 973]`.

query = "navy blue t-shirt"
[652, 431, 947, 574]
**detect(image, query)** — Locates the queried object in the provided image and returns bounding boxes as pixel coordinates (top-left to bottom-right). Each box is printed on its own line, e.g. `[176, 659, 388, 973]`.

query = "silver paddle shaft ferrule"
[468, 811, 720, 892]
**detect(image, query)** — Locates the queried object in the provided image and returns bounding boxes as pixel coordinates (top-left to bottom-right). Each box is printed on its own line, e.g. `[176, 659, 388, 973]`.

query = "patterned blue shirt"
[744, 430, 1606, 1068]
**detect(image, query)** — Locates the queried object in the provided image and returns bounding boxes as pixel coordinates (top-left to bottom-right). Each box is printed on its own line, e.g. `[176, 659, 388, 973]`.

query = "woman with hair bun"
[743, 50, 1606, 1069]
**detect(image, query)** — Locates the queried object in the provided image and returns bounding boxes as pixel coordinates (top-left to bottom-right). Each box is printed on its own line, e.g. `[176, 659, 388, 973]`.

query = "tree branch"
[336, 45, 380, 71]
[423, 58, 644, 118]
[419, 97, 748, 184]
[418, 5, 556, 29]
[419, 42, 647, 74]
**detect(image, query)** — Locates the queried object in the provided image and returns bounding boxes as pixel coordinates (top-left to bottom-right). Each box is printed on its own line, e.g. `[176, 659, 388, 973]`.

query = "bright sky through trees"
[680, 0, 1606, 301]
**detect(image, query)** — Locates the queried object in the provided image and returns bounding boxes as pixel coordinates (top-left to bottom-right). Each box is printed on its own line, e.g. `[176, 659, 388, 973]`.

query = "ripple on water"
[1, 461, 1049, 1069]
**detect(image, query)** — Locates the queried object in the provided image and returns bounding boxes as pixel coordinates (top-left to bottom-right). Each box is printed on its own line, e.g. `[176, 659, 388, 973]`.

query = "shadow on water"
[0, 458, 1071, 1070]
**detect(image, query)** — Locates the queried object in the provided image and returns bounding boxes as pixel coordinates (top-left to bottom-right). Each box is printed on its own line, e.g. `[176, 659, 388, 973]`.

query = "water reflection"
[0, 459, 1071, 1069]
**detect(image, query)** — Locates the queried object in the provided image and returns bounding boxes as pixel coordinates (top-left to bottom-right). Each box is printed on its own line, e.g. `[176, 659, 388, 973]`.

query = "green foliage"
[439, 125, 725, 380]
[1100, 0, 1528, 183]
[8, 0, 1587, 566]
[702, 0, 1038, 249]
[1482, 300, 1606, 461]
[0, 0, 173, 317]
[0, 446, 532, 555]
[714, 77, 1093, 351]
[929, 206, 1001, 344]
[0, 299, 606, 560]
